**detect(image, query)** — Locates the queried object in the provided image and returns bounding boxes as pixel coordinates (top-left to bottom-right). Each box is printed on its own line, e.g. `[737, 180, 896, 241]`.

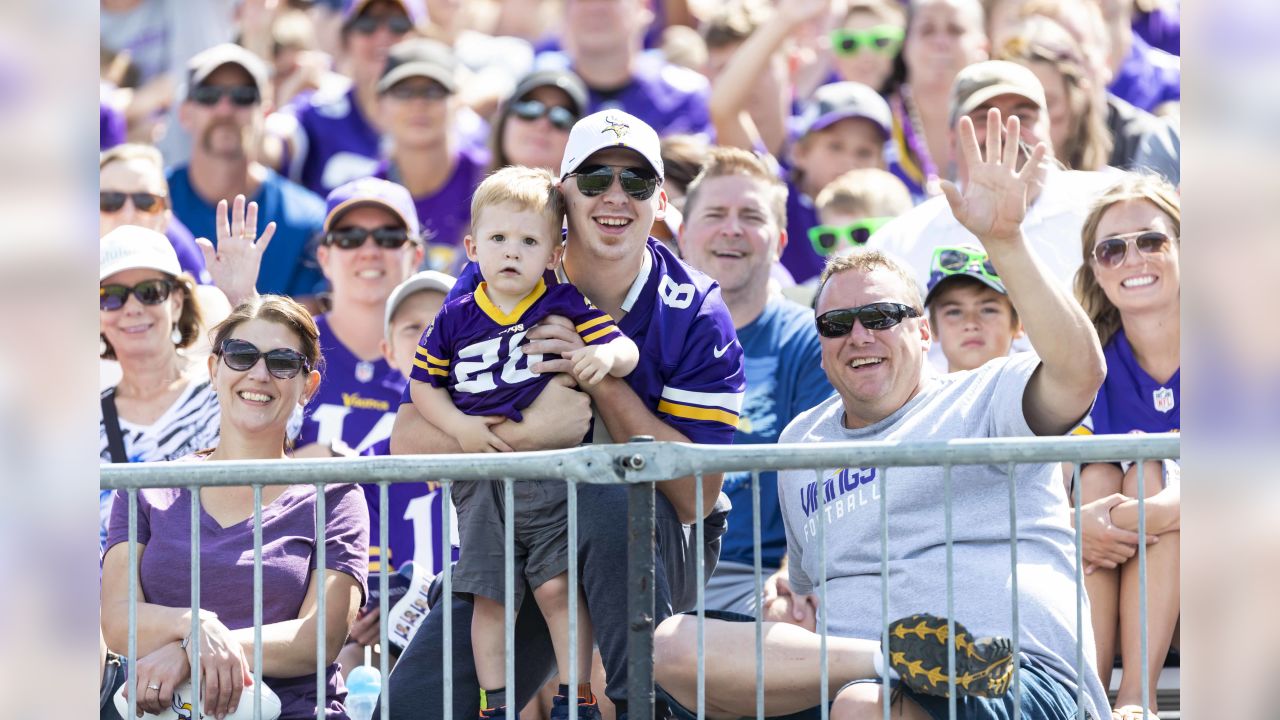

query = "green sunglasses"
[931, 246, 1001, 283]
[830, 25, 904, 56]
[808, 217, 894, 256]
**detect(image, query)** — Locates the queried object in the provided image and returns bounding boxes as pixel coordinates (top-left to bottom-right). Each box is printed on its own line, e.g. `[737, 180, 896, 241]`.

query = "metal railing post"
[623, 436, 655, 720]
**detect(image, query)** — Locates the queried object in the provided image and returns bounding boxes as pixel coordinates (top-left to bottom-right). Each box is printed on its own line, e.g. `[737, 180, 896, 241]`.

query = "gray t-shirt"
[778, 353, 1108, 720]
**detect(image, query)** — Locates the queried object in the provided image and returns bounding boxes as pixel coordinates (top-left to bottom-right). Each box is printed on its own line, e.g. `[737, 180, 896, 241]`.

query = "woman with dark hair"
[1073, 173, 1180, 720]
[101, 295, 369, 720]
[489, 68, 587, 174]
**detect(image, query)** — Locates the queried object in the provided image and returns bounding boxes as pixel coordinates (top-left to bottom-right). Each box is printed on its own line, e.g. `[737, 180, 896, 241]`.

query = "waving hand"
[939, 109, 1047, 247]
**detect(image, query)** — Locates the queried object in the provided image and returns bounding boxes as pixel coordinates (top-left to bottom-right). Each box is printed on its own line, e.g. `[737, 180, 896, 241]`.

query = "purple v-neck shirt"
[106, 473, 369, 719]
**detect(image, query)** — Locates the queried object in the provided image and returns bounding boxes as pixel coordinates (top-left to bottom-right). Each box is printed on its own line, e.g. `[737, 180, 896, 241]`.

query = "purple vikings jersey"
[434, 239, 747, 444]
[360, 439, 460, 578]
[374, 143, 490, 275]
[297, 315, 406, 452]
[412, 279, 623, 422]
[1078, 328, 1180, 436]
[280, 86, 384, 197]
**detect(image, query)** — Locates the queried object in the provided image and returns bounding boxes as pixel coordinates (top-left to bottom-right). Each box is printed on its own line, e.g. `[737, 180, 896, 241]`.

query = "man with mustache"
[167, 43, 328, 300]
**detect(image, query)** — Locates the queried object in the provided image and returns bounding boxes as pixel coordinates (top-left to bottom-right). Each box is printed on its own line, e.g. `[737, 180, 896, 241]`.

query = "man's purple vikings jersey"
[374, 143, 490, 275]
[436, 239, 747, 444]
[279, 86, 384, 197]
[1078, 328, 1180, 436]
[411, 279, 622, 422]
[298, 315, 406, 452]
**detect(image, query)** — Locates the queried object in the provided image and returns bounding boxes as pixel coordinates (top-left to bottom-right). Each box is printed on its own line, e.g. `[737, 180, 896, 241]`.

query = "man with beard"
[167, 44, 328, 299]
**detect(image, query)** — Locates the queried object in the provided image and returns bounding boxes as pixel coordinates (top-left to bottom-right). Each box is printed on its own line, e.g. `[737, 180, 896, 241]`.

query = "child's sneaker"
[887, 613, 1015, 699]
[478, 705, 507, 719]
[549, 692, 603, 720]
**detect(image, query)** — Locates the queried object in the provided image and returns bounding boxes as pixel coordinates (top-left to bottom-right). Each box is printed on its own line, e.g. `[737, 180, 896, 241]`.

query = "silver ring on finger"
[148, 683, 161, 692]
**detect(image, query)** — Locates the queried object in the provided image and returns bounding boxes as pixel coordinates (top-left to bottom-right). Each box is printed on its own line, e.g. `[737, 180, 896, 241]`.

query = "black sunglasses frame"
[217, 338, 312, 380]
[511, 100, 578, 131]
[100, 191, 168, 214]
[100, 278, 175, 312]
[566, 164, 661, 201]
[323, 226, 413, 250]
[1091, 231, 1172, 269]
[815, 302, 921, 338]
[349, 14, 414, 35]
[189, 84, 261, 107]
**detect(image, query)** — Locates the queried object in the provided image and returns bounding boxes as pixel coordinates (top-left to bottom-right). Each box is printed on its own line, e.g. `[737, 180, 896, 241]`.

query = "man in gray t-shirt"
[654, 110, 1110, 720]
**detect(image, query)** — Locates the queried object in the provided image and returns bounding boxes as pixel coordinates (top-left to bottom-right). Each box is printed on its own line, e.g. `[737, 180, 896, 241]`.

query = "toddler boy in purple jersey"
[409, 166, 637, 719]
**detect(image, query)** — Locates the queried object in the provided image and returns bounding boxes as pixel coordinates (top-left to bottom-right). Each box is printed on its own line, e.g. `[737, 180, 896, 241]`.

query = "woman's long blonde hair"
[1074, 173, 1180, 346]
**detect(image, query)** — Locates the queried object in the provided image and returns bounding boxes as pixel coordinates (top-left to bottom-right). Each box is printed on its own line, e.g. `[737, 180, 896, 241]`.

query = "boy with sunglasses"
[409, 166, 639, 720]
[924, 245, 1025, 373]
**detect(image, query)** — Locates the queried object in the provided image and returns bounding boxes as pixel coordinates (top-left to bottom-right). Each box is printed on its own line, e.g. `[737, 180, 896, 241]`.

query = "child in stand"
[924, 244, 1025, 372]
[409, 166, 638, 720]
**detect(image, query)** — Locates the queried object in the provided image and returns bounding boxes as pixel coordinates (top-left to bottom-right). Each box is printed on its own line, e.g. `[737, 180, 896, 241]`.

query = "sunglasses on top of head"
[189, 84, 261, 107]
[100, 278, 175, 311]
[1091, 231, 1172, 269]
[217, 338, 311, 379]
[565, 164, 661, 201]
[324, 225, 413, 250]
[349, 14, 414, 35]
[511, 100, 578, 131]
[100, 191, 167, 214]
[815, 302, 920, 338]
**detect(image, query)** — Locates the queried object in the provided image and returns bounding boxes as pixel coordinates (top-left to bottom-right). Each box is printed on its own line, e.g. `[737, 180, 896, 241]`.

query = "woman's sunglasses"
[189, 85, 261, 107]
[565, 164, 661, 201]
[511, 100, 578, 131]
[323, 226, 412, 250]
[348, 14, 414, 36]
[100, 191, 167, 214]
[816, 302, 920, 338]
[1091, 231, 1172, 269]
[830, 26, 904, 56]
[100, 278, 174, 311]
[808, 217, 893, 256]
[217, 338, 312, 379]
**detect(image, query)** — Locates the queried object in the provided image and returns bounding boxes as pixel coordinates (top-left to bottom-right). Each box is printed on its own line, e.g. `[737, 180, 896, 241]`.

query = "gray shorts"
[450, 479, 570, 606]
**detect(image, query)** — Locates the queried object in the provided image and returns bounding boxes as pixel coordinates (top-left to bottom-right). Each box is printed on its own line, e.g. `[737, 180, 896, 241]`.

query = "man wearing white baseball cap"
[383, 109, 746, 720]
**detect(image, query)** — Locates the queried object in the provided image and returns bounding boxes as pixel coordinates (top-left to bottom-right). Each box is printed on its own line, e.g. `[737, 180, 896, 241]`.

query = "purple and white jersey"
[1078, 328, 1180, 436]
[412, 279, 622, 422]
[374, 144, 490, 275]
[360, 439, 460, 579]
[297, 314, 406, 453]
[437, 239, 747, 444]
[279, 85, 384, 197]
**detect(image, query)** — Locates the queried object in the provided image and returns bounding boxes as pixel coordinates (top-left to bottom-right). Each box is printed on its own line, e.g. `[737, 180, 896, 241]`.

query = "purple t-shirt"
[297, 314, 405, 453]
[374, 145, 490, 275]
[165, 216, 212, 285]
[412, 279, 622, 422]
[282, 86, 384, 197]
[781, 177, 823, 284]
[101, 98, 126, 150]
[360, 439, 460, 580]
[105, 471, 369, 720]
[1108, 34, 1181, 114]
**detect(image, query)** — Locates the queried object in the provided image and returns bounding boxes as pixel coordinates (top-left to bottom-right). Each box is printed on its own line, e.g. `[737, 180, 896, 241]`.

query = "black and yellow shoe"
[887, 614, 1015, 699]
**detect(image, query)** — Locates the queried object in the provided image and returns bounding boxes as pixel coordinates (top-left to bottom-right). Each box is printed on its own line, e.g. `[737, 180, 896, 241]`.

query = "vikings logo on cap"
[602, 115, 630, 139]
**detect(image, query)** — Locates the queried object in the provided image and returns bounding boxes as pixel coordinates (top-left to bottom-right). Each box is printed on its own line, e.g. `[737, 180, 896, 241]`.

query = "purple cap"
[343, 0, 423, 25]
[797, 81, 892, 139]
[324, 177, 421, 239]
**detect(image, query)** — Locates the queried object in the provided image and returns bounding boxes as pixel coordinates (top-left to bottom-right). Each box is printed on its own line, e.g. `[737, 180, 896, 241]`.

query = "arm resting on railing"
[228, 569, 363, 677]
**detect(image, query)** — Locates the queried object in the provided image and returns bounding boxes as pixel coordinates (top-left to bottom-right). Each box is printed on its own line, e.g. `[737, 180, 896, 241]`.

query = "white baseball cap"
[559, 110, 664, 180]
[384, 270, 456, 337]
[100, 225, 182, 281]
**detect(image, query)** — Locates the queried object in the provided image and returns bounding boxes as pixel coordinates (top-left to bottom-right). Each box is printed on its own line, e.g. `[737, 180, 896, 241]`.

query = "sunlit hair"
[683, 146, 788, 228]
[997, 16, 1111, 170]
[1074, 173, 1180, 346]
[209, 294, 324, 378]
[814, 168, 914, 219]
[100, 272, 202, 360]
[816, 249, 924, 312]
[470, 165, 564, 235]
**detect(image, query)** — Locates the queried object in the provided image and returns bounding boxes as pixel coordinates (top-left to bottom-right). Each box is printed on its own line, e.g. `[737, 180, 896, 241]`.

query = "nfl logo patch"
[355, 360, 375, 383]
[1152, 387, 1174, 413]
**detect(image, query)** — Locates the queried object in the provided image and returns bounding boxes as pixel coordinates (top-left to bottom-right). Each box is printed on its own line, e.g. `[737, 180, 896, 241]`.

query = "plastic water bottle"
[346, 665, 382, 720]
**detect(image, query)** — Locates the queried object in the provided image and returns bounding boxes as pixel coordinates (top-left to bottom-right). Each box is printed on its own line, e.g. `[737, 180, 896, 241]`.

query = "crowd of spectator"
[99, 0, 1181, 718]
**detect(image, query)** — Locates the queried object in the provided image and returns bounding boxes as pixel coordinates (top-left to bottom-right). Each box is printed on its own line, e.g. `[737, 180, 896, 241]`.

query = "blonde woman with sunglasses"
[1072, 173, 1180, 720]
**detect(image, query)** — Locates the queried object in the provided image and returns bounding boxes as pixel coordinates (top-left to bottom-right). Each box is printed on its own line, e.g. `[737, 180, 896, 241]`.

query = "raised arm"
[941, 110, 1106, 436]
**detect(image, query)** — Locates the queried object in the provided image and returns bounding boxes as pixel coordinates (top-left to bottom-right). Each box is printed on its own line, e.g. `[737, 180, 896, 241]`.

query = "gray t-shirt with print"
[778, 352, 1108, 720]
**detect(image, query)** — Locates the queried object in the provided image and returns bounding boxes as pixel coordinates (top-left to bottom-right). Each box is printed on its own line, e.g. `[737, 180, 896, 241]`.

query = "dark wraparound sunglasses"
[324, 226, 412, 250]
[100, 278, 174, 311]
[100, 191, 167, 214]
[189, 85, 261, 107]
[511, 100, 578, 131]
[1091, 231, 1172, 268]
[816, 302, 921, 337]
[217, 338, 312, 379]
[349, 15, 414, 35]
[565, 164, 661, 201]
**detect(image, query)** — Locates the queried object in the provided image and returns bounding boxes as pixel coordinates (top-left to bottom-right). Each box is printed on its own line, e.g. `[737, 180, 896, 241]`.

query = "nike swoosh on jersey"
[713, 343, 733, 358]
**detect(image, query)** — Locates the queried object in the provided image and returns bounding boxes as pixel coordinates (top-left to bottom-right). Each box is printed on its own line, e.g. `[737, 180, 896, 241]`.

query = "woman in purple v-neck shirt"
[102, 296, 369, 719]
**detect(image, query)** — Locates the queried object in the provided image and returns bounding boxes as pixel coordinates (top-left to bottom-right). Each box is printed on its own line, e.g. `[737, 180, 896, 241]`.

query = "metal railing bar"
[1072, 463, 1085, 720]
[945, 464, 956, 719]
[880, 467, 890, 720]
[504, 478, 515, 720]
[253, 485, 264, 720]
[315, 484, 327, 720]
[568, 477, 579, 720]
[1137, 459, 1149, 720]
[1007, 463, 1021, 720]
[695, 472, 706, 720]
[127, 489, 138, 720]
[751, 471, 764, 720]
[191, 486, 202, 720]
[442, 479, 453, 720]
[379, 481, 390, 720]
[816, 470, 828, 720]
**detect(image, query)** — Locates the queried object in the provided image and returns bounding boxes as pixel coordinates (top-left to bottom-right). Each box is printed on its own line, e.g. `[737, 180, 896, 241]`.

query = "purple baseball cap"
[324, 177, 421, 238]
[343, 0, 423, 25]
[797, 81, 892, 139]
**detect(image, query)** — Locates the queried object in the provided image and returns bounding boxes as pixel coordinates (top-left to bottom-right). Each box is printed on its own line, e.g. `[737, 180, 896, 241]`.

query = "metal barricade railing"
[101, 433, 1179, 720]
